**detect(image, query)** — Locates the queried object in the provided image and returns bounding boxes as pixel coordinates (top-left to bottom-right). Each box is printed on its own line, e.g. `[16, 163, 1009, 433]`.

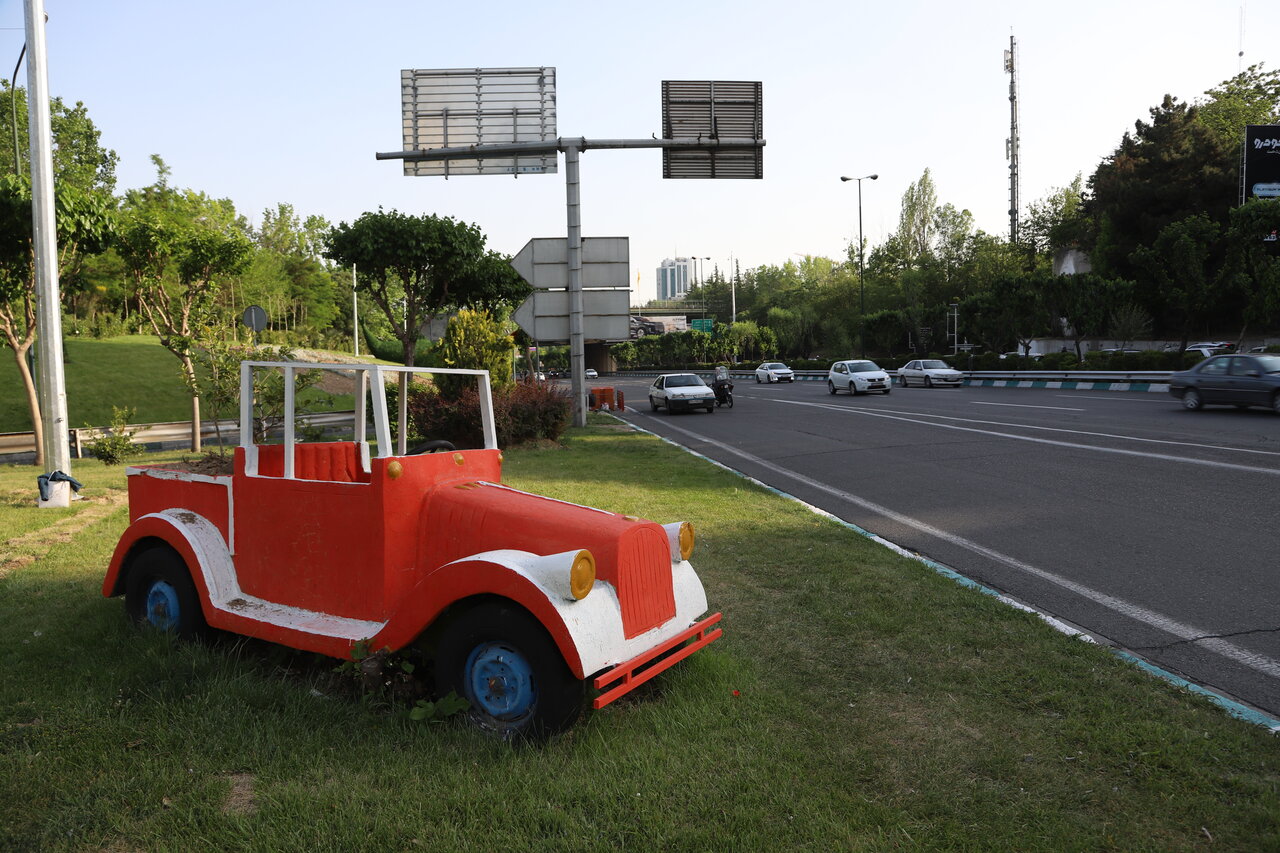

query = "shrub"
[402, 381, 571, 449]
[86, 406, 144, 465]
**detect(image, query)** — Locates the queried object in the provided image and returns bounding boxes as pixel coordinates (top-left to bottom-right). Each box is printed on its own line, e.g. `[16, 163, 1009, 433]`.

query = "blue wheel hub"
[465, 642, 536, 720]
[144, 580, 181, 631]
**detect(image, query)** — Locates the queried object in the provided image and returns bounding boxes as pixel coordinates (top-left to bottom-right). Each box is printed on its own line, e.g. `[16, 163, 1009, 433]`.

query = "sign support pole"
[564, 142, 587, 427]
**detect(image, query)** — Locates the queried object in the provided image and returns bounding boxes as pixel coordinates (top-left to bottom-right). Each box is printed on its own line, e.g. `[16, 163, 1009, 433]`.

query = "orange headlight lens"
[678, 522, 695, 561]
[570, 550, 596, 600]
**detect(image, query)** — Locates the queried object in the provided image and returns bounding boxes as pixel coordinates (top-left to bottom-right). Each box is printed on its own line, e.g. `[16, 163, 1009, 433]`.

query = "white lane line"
[1055, 394, 1171, 403]
[773, 398, 1280, 468]
[973, 402, 1085, 412]
[646, 413, 1280, 681]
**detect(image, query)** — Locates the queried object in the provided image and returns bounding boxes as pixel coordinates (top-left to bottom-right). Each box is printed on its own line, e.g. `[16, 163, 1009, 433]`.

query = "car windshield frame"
[664, 374, 706, 388]
[1252, 355, 1280, 373]
[848, 362, 882, 373]
[920, 360, 949, 369]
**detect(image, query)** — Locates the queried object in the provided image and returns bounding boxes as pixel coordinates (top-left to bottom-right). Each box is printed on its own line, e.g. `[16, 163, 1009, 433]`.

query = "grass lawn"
[1, 420, 1278, 851]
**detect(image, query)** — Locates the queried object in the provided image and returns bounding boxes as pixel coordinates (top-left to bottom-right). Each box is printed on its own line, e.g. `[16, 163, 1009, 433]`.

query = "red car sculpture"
[103, 361, 722, 738]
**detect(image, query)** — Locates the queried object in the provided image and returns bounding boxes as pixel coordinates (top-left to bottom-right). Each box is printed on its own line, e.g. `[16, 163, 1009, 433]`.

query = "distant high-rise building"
[656, 257, 693, 301]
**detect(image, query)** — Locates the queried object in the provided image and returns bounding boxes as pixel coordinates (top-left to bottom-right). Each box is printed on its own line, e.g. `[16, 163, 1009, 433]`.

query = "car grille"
[617, 525, 676, 638]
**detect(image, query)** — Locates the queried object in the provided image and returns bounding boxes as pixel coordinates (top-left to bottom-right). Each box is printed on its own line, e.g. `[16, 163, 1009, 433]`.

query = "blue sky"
[2, 0, 1259, 303]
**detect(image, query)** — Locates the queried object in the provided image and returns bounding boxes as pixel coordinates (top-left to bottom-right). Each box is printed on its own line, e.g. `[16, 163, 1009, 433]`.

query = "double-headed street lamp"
[840, 173, 878, 357]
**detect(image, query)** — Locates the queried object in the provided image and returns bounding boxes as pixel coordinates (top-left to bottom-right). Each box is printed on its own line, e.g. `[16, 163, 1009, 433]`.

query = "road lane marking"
[1055, 394, 1171, 403]
[973, 402, 1085, 411]
[767, 398, 1280, 470]
[639, 412, 1280, 682]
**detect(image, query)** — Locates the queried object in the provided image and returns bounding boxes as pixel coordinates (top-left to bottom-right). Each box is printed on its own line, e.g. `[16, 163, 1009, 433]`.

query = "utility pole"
[1004, 35, 1020, 244]
[26, 0, 73, 504]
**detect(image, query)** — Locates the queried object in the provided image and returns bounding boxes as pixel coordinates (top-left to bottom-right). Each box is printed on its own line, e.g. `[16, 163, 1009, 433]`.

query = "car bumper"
[669, 396, 715, 409]
[861, 380, 890, 391]
[592, 611, 723, 709]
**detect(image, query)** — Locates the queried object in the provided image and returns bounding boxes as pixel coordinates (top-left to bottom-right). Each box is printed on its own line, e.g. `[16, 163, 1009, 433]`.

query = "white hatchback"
[898, 359, 964, 388]
[827, 360, 892, 395]
[649, 373, 717, 414]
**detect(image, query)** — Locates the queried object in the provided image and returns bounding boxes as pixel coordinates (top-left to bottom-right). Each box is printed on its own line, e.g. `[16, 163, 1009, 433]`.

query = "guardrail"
[611, 369, 1175, 386]
[0, 411, 361, 459]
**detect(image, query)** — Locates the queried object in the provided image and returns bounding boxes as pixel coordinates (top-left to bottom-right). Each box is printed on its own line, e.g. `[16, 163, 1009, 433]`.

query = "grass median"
[2, 420, 1278, 851]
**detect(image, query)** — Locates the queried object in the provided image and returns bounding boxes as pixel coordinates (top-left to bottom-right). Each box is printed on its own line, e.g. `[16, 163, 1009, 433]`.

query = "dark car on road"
[1168, 354, 1280, 413]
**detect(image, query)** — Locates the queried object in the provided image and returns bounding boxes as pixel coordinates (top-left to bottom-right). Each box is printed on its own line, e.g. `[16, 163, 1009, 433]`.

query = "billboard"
[1244, 125, 1280, 200]
[400, 67, 557, 177]
[661, 80, 763, 179]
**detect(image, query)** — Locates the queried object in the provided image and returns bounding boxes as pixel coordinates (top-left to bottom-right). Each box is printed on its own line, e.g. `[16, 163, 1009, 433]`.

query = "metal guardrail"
[611, 369, 1175, 384]
[0, 411, 361, 458]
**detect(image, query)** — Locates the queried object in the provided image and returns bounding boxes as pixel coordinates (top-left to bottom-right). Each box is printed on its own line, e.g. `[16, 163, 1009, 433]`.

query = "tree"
[117, 201, 253, 453]
[1040, 273, 1133, 360]
[1085, 95, 1236, 293]
[1131, 214, 1224, 349]
[324, 210, 526, 368]
[0, 175, 113, 464]
[434, 308, 514, 398]
[1023, 175, 1086, 257]
[1222, 199, 1280, 343]
[0, 81, 118, 190]
[1197, 64, 1280, 149]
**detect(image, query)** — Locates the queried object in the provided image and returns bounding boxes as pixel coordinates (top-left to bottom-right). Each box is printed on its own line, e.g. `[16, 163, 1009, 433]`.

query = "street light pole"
[840, 173, 878, 358]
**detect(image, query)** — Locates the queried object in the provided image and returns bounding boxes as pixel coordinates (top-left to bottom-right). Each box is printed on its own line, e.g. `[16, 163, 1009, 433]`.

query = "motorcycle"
[712, 366, 734, 408]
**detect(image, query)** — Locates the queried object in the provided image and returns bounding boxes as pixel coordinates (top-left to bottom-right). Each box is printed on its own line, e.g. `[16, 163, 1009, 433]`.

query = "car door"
[651, 376, 666, 404]
[1194, 357, 1231, 402]
[1228, 356, 1269, 405]
[903, 361, 920, 383]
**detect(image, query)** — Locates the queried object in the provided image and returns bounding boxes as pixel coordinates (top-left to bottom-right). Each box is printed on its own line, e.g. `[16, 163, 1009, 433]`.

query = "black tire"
[827, 380, 837, 395]
[882, 387, 891, 394]
[925, 376, 933, 388]
[649, 395, 659, 412]
[706, 405, 714, 413]
[1182, 388, 1203, 411]
[755, 375, 761, 384]
[435, 601, 585, 741]
[849, 381, 860, 396]
[900, 375, 908, 387]
[124, 546, 208, 640]
[727, 395, 733, 408]
[1273, 391, 1280, 415]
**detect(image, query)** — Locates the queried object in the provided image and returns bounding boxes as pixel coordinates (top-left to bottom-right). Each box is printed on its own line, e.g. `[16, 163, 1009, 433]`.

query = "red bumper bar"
[592, 612, 723, 709]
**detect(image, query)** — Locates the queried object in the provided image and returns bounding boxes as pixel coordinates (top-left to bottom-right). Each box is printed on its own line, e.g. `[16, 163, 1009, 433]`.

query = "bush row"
[393, 380, 572, 450]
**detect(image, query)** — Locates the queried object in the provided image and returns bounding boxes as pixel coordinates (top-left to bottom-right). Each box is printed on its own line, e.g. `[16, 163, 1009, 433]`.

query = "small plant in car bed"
[333, 640, 468, 722]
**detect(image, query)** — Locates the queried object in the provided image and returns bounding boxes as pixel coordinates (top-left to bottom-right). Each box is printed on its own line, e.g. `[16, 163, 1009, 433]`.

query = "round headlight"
[569, 550, 596, 600]
[678, 522, 695, 562]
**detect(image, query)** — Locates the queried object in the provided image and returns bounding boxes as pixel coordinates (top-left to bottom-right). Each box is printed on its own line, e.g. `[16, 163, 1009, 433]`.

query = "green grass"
[1, 336, 373, 434]
[2, 423, 1278, 851]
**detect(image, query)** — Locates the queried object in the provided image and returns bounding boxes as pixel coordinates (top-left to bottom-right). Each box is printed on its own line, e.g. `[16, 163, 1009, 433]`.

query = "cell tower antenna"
[1004, 34, 1020, 244]
[1238, 4, 1246, 72]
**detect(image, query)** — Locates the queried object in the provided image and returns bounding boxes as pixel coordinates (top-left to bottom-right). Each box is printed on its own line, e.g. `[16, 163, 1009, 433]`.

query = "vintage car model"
[104, 361, 721, 739]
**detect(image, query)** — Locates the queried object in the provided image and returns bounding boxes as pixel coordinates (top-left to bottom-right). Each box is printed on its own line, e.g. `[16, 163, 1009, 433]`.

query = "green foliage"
[85, 406, 144, 465]
[433, 308, 514, 398]
[408, 692, 470, 723]
[1197, 63, 1280, 148]
[324, 210, 529, 367]
[402, 380, 571, 448]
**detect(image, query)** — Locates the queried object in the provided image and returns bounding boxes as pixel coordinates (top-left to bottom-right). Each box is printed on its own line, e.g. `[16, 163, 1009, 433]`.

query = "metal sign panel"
[509, 237, 629, 289]
[1244, 125, 1280, 200]
[661, 80, 763, 179]
[401, 67, 557, 177]
[513, 290, 631, 343]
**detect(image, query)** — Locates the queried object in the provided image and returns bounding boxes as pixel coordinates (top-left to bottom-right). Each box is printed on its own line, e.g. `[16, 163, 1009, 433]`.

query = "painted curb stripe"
[606, 410, 1280, 735]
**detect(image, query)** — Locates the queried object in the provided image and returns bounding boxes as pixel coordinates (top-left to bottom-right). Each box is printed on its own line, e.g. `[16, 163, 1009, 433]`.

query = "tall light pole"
[840, 174, 878, 357]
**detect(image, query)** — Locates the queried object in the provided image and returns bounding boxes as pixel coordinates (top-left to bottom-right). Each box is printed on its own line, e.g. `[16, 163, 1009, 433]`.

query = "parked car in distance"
[1185, 345, 1231, 359]
[754, 362, 795, 383]
[827, 359, 892, 395]
[898, 359, 964, 388]
[1168, 353, 1280, 413]
[585, 368, 599, 379]
[650, 373, 717, 414]
[1097, 348, 1143, 355]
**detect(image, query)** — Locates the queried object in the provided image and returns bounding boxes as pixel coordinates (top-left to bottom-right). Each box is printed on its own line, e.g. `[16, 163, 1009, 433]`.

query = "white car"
[827, 360, 892, 395]
[649, 373, 716, 414]
[585, 368, 599, 379]
[898, 359, 964, 388]
[755, 362, 794, 383]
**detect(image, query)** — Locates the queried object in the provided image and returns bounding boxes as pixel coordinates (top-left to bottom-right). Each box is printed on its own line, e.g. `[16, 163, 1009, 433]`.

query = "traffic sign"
[509, 237, 630, 290]
[513, 290, 630, 343]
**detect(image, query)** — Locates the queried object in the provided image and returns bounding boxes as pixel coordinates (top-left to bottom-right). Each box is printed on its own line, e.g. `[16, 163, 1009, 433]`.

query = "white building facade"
[656, 257, 693, 301]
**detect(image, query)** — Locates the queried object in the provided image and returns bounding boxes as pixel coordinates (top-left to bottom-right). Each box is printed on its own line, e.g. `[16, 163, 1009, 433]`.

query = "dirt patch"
[221, 773, 258, 815]
[0, 489, 129, 579]
[145, 454, 235, 476]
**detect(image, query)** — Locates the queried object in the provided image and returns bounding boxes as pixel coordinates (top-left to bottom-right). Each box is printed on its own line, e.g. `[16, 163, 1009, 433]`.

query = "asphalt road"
[605, 374, 1280, 719]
